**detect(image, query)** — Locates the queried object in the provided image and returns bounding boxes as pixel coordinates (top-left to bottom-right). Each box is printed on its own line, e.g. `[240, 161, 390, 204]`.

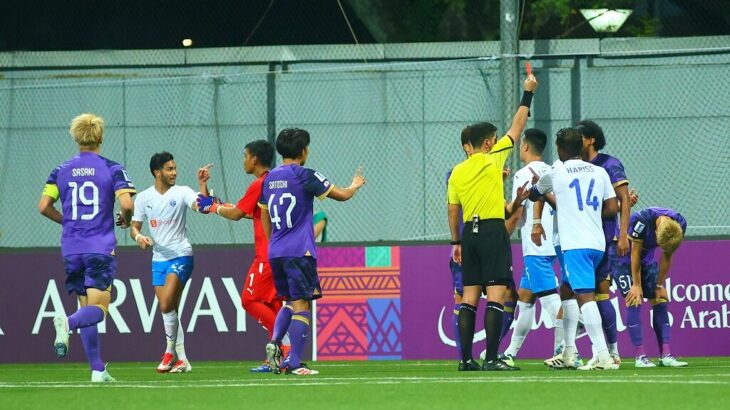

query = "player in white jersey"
[529, 128, 619, 370]
[501, 129, 564, 365]
[121, 152, 210, 373]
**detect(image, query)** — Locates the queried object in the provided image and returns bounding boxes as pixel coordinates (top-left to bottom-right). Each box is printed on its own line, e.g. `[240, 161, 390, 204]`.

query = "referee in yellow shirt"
[448, 73, 538, 371]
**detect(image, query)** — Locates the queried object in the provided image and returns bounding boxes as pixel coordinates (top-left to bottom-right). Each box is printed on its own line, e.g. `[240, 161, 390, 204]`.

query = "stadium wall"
[1, 240, 728, 363]
[0, 36, 729, 247]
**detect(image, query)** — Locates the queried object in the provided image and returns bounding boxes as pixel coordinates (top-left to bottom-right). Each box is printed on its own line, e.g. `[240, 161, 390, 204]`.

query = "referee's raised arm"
[506, 74, 539, 143]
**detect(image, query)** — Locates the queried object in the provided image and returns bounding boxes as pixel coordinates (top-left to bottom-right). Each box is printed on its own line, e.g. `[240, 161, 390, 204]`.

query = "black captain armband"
[450, 240, 462, 245]
[520, 91, 534, 109]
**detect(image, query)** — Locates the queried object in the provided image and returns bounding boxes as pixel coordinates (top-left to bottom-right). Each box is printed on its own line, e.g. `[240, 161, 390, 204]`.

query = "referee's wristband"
[520, 90, 534, 108]
[134, 233, 142, 242]
[450, 240, 461, 245]
[532, 219, 541, 225]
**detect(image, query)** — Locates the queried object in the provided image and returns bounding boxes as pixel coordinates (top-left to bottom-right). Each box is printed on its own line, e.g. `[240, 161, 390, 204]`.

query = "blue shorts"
[595, 241, 617, 283]
[152, 256, 194, 287]
[614, 259, 659, 300]
[63, 254, 116, 296]
[555, 246, 569, 286]
[519, 255, 558, 294]
[563, 249, 604, 293]
[449, 259, 464, 296]
[270, 256, 322, 301]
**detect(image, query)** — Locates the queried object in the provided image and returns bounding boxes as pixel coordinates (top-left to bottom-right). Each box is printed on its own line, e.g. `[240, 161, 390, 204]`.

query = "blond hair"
[69, 113, 104, 148]
[657, 218, 683, 254]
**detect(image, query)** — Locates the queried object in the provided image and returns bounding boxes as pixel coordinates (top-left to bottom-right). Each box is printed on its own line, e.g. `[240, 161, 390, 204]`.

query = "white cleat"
[595, 358, 620, 370]
[550, 353, 577, 370]
[635, 356, 657, 368]
[156, 352, 175, 373]
[169, 359, 192, 373]
[91, 366, 116, 383]
[578, 357, 598, 371]
[659, 355, 688, 367]
[611, 353, 622, 366]
[53, 314, 70, 358]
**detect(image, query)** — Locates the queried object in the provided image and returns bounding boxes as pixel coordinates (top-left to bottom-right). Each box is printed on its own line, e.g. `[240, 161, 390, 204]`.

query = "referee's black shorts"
[461, 218, 513, 287]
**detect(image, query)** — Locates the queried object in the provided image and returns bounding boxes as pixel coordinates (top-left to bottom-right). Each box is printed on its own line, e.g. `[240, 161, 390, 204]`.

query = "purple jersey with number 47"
[45, 152, 135, 257]
[259, 164, 333, 259]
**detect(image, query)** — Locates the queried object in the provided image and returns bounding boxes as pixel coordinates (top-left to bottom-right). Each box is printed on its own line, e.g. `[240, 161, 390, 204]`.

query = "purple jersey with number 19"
[259, 163, 334, 259]
[44, 152, 135, 257]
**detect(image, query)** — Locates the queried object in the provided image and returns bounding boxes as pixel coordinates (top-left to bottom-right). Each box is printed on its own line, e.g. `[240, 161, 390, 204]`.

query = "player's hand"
[617, 235, 629, 257]
[350, 166, 366, 190]
[115, 212, 129, 229]
[515, 181, 530, 202]
[524, 74, 538, 92]
[531, 223, 545, 246]
[626, 284, 643, 306]
[197, 163, 213, 184]
[502, 167, 511, 180]
[196, 194, 221, 214]
[135, 234, 153, 250]
[528, 167, 540, 185]
[629, 188, 639, 207]
[452, 244, 462, 265]
[655, 286, 668, 301]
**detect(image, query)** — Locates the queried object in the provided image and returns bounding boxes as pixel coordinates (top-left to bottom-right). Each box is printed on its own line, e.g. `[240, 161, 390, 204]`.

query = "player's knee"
[651, 298, 668, 306]
[159, 299, 175, 313]
[595, 293, 610, 302]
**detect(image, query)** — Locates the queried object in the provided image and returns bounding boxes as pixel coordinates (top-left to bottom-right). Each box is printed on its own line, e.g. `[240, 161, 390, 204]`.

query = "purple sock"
[500, 301, 516, 341]
[68, 306, 104, 330]
[288, 311, 311, 369]
[627, 305, 645, 357]
[453, 304, 461, 359]
[80, 326, 105, 372]
[597, 299, 618, 344]
[271, 306, 293, 343]
[652, 303, 671, 356]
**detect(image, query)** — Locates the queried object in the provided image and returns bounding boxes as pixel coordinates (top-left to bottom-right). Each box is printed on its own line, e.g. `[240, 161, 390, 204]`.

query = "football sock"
[162, 311, 179, 355]
[626, 305, 645, 357]
[485, 302, 504, 362]
[453, 303, 461, 359]
[500, 301, 516, 341]
[580, 301, 608, 357]
[288, 311, 311, 369]
[80, 326, 105, 372]
[68, 306, 104, 330]
[244, 300, 278, 339]
[652, 302, 671, 357]
[272, 305, 293, 343]
[561, 299, 579, 353]
[504, 301, 534, 357]
[553, 319, 564, 353]
[457, 303, 477, 362]
[597, 298, 618, 344]
[175, 319, 187, 361]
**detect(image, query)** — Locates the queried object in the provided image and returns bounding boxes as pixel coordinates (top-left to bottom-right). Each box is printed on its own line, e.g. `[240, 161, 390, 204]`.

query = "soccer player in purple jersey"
[258, 128, 365, 375]
[38, 113, 135, 383]
[577, 120, 630, 367]
[615, 207, 688, 368]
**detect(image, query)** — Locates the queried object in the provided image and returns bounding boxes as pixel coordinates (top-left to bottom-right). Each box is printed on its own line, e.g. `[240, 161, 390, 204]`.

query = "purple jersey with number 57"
[45, 152, 135, 257]
[259, 164, 333, 259]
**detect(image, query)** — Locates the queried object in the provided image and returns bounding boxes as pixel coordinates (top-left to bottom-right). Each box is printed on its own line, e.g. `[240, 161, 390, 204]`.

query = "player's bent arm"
[38, 195, 63, 224]
[657, 251, 674, 287]
[129, 221, 144, 241]
[117, 192, 134, 227]
[630, 239, 644, 288]
[601, 198, 619, 218]
[261, 208, 272, 240]
[448, 204, 461, 242]
[505, 206, 522, 235]
[217, 206, 248, 221]
[615, 184, 631, 238]
[327, 185, 359, 201]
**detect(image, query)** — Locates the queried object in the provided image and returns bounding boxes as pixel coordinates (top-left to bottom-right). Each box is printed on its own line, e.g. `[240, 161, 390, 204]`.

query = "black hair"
[465, 122, 497, 148]
[150, 151, 174, 176]
[245, 140, 274, 167]
[460, 126, 471, 146]
[275, 128, 310, 159]
[523, 128, 547, 154]
[555, 128, 583, 158]
[575, 120, 606, 150]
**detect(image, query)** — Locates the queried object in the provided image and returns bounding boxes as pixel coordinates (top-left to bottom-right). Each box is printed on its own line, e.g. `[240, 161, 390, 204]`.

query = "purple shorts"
[595, 241, 617, 283]
[62, 254, 116, 296]
[269, 256, 322, 301]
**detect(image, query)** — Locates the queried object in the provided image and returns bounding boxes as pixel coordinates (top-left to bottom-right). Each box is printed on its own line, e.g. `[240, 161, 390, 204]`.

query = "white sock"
[580, 301, 608, 359]
[608, 342, 619, 356]
[553, 319, 564, 353]
[504, 301, 535, 357]
[561, 299, 579, 351]
[175, 319, 187, 361]
[162, 311, 178, 355]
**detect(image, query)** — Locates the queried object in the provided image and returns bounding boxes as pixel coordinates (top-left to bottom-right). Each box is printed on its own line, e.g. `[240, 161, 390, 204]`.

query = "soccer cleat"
[498, 353, 515, 367]
[250, 362, 272, 373]
[169, 359, 192, 373]
[458, 360, 482, 371]
[286, 363, 319, 376]
[578, 357, 598, 371]
[91, 366, 116, 383]
[544, 352, 563, 367]
[659, 355, 688, 367]
[482, 359, 520, 371]
[595, 358, 620, 370]
[53, 314, 70, 358]
[611, 353, 622, 366]
[635, 356, 657, 368]
[156, 352, 175, 373]
[265, 342, 282, 374]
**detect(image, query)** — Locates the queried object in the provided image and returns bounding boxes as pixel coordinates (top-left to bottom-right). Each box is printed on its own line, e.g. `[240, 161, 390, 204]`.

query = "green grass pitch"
[1, 358, 729, 409]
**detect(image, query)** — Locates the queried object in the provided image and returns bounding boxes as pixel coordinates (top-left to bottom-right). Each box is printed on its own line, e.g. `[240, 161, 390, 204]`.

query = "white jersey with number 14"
[536, 159, 615, 252]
